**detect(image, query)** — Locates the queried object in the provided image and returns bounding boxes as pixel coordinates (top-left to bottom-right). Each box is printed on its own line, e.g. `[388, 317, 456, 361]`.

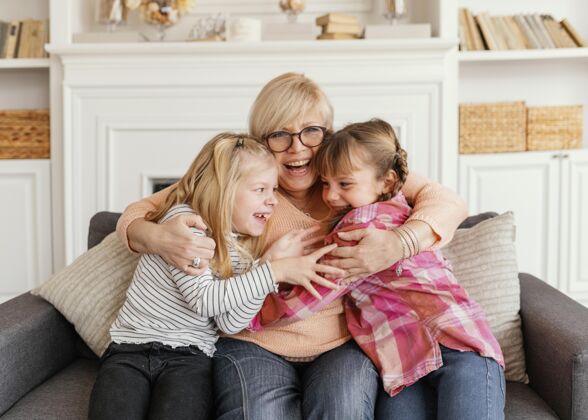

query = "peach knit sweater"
[116, 173, 467, 358]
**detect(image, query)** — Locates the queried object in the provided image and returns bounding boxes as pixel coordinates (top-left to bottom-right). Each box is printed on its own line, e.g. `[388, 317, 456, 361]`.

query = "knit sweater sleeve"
[115, 184, 176, 252]
[401, 172, 468, 249]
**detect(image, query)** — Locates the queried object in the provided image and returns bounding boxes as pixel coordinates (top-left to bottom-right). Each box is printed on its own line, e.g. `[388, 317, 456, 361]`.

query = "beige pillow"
[31, 233, 139, 357]
[442, 212, 528, 383]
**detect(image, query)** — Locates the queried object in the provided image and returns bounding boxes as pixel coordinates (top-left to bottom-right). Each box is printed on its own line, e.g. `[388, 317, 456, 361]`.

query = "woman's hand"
[130, 214, 216, 276]
[325, 220, 436, 283]
[325, 228, 404, 284]
[270, 244, 344, 300]
[262, 225, 324, 261]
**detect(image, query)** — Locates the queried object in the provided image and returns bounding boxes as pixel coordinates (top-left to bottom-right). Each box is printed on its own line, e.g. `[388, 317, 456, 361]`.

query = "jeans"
[89, 342, 213, 420]
[213, 338, 378, 420]
[375, 346, 506, 420]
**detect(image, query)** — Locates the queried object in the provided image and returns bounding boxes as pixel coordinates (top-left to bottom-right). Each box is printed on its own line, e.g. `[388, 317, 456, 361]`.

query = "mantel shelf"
[0, 59, 50, 69]
[459, 48, 588, 62]
[47, 38, 458, 57]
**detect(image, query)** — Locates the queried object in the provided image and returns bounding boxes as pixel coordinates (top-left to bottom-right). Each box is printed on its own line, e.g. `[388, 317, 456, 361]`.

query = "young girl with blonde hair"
[88, 132, 340, 420]
[116, 73, 471, 419]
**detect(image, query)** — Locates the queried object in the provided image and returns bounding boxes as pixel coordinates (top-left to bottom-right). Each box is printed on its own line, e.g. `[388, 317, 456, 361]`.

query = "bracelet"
[397, 225, 420, 256]
[391, 228, 410, 260]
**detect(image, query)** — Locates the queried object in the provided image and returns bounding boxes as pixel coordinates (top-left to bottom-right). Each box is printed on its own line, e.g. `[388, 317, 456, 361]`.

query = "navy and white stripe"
[110, 205, 277, 356]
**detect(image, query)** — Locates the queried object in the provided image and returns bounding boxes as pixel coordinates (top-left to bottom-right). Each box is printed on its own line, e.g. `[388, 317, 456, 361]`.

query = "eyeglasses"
[264, 126, 328, 153]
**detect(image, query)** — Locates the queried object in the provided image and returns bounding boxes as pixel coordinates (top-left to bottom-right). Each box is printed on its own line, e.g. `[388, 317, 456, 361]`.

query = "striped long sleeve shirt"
[110, 205, 277, 356]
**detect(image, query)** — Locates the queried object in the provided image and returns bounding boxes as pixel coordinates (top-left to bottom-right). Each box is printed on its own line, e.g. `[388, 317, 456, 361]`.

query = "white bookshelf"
[457, 0, 588, 304]
[0, 1, 54, 299]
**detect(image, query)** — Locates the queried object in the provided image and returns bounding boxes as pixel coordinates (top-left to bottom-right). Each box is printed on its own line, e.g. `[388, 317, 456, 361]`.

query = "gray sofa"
[1, 212, 587, 420]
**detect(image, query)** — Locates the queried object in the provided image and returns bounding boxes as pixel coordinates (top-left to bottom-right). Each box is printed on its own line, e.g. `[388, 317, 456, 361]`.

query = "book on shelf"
[513, 15, 541, 49]
[2, 20, 20, 58]
[542, 15, 577, 48]
[322, 22, 362, 36]
[528, 15, 555, 48]
[317, 33, 360, 40]
[315, 13, 358, 27]
[458, 8, 471, 50]
[561, 18, 587, 47]
[492, 16, 516, 50]
[505, 16, 529, 49]
[465, 9, 485, 50]
[474, 13, 501, 50]
[0, 19, 48, 59]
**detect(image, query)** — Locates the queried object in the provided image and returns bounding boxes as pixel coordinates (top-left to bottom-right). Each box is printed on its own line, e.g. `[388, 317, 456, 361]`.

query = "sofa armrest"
[0, 293, 79, 415]
[519, 273, 588, 420]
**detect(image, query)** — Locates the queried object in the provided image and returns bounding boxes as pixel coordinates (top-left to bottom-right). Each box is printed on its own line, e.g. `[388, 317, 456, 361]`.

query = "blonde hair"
[249, 72, 334, 139]
[314, 118, 409, 200]
[146, 133, 276, 277]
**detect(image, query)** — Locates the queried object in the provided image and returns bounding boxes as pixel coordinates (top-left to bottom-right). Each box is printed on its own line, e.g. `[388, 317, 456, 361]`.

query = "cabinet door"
[459, 152, 560, 285]
[561, 150, 588, 306]
[0, 160, 53, 303]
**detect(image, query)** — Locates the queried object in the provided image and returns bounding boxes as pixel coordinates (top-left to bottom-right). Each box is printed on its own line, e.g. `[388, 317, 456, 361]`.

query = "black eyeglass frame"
[263, 126, 329, 153]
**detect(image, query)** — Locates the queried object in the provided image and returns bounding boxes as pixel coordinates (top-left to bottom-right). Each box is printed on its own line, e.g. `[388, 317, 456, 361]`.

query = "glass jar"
[95, 0, 127, 32]
[140, 0, 182, 40]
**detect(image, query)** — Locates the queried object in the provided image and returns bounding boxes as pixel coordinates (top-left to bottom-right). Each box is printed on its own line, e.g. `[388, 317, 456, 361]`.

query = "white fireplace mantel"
[48, 40, 458, 264]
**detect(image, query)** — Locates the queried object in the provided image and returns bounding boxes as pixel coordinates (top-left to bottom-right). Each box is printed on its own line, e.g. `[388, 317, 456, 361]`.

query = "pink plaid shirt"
[250, 194, 504, 396]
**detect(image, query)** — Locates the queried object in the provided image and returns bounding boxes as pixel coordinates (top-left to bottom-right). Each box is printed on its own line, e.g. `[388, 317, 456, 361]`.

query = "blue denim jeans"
[375, 346, 506, 420]
[89, 342, 213, 420]
[213, 337, 378, 420]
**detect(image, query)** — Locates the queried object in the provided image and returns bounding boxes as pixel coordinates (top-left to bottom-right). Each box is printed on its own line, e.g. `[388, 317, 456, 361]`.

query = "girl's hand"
[270, 244, 344, 300]
[262, 225, 324, 261]
[148, 214, 216, 276]
[325, 228, 404, 284]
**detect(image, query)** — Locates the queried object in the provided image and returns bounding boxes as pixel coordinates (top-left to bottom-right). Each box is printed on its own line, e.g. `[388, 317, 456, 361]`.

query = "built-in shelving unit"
[457, 0, 588, 305]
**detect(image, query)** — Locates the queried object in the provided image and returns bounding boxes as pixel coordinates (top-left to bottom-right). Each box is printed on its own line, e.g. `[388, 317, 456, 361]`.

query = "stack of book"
[458, 9, 586, 51]
[0, 20, 49, 59]
[316, 14, 362, 40]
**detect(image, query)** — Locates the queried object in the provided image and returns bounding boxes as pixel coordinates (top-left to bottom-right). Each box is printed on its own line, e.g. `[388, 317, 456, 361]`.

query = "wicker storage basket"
[459, 101, 527, 154]
[0, 109, 50, 159]
[527, 105, 583, 151]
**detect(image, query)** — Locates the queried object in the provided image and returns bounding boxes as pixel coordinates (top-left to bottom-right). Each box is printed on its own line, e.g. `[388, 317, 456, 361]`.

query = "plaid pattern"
[250, 194, 504, 396]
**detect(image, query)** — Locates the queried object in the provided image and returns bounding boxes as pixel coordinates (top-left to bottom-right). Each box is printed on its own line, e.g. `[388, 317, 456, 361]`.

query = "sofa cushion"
[1, 359, 98, 420]
[443, 212, 528, 383]
[31, 233, 139, 357]
[504, 382, 558, 420]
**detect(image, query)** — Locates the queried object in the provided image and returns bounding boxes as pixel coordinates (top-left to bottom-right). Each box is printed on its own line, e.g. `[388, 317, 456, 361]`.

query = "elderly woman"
[116, 73, 469, 419]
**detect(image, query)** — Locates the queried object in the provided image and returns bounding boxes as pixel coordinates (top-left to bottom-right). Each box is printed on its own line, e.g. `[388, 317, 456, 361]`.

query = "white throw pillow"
[442, 212, 528, 383]
[31, 233, 139, 357]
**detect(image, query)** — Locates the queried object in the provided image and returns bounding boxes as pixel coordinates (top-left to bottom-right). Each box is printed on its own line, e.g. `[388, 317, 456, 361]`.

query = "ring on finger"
[191, 256, 201, 268]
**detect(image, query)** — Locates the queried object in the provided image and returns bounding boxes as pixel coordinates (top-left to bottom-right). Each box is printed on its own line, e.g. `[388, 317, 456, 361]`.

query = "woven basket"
[0, 109, 50, 159]
[459, 102, 527, 154]
[527, 105, 583, 151]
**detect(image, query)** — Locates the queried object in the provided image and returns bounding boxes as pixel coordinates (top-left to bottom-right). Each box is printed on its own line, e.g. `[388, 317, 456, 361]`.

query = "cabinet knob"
[562, 153, 570, 159]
